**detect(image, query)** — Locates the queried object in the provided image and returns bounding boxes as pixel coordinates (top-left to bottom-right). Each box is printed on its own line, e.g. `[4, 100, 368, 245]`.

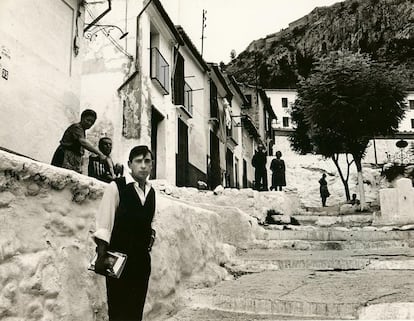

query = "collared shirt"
[94, 172, 154, 244]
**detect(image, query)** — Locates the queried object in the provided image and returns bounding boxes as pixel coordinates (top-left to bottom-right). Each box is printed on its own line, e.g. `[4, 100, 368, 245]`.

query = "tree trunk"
[332, 154, 351, 201]
[353, 156, 366, 211]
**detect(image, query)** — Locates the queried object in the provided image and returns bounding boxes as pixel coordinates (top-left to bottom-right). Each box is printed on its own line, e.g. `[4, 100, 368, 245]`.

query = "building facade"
[0, 0, 281, 190]
[266, 88, 414, 165]
[0, 0, 85, 162]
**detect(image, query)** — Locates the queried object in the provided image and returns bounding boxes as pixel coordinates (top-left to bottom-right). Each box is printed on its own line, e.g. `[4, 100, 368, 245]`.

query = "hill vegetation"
[225, 0, 414, 88]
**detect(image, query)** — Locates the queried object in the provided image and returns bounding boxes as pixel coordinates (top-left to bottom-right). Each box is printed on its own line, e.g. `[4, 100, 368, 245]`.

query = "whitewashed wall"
[0, 149, 261, 320]
[179, 44, 209, 176]
[265, 89, 297, 130]
[0, 0, 84, 162]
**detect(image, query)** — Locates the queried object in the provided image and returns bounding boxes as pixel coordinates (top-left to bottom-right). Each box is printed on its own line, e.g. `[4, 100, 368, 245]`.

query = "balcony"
[227, 119, 239, 146]
[183, 82, 193, 116]
[150, 47, 169, 95]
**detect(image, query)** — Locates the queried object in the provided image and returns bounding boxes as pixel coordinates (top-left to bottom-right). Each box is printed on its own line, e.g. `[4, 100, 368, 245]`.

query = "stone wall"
[0, 150, 262, 321]
[376, 178, 414, 226]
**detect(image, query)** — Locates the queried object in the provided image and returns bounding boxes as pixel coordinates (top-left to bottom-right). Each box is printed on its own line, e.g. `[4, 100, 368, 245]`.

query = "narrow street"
[163, 205, 414, 320]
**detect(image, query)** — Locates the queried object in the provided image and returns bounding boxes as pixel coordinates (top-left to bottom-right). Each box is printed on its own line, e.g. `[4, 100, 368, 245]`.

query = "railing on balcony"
[227, 119, 239, 145]
[150, 47, 169, 95]
[183, 82, 193, 116]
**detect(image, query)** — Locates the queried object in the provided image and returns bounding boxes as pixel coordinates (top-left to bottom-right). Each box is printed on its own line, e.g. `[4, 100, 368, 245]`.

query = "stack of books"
[88, 251, 127, 278]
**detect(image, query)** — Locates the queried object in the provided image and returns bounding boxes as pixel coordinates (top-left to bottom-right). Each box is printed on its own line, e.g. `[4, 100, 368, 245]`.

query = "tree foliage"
[290, 51, 408, 203]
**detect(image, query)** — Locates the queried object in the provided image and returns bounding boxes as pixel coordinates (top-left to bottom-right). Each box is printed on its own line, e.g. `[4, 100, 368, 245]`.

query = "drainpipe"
[84, 0, 112, 33]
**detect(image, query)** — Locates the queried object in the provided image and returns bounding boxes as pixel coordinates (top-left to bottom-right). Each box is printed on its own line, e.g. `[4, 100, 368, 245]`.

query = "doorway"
[209, 132, 221, 189]
[150, 107, 164, 179]
[176, 118, 188, 187]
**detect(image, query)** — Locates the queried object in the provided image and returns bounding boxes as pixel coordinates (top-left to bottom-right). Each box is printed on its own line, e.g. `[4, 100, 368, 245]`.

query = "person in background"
[319, 173, 330, 207]
[93, 145, 156, 321]
[270, 151, 286, 191]
[88, 137, 123, 183]
[252, 144, 268, 191]
[350, 193, 360, 206]
[51, 109, 108, 173]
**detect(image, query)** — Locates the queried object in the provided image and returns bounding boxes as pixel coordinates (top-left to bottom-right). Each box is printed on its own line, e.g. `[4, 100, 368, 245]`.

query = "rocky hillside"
[225, 0, 414, 88]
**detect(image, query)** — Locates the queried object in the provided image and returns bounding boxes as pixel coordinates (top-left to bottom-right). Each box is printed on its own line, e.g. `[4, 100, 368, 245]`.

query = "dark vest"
[109, 177, 155, 256]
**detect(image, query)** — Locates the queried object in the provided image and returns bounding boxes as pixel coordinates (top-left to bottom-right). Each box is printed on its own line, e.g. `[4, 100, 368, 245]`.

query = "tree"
[290, 51, 407, 209]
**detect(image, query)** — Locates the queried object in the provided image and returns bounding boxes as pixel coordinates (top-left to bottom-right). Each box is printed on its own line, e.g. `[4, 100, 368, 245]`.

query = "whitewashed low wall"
[0, 151, 261, 321]
[376, 178, 414, 226]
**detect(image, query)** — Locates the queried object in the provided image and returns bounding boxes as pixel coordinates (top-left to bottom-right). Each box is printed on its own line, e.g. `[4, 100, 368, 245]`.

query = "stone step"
[176, 270, 414, 320]
[163, 307, 332, 320]
[291, 213, 373, 226]
[226, 248, 414, 272]
[253, 239, 414, 251]
[262, 228, 414, 242]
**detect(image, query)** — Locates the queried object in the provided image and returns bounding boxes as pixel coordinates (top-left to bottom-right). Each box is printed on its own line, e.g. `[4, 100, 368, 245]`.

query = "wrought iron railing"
[150, 47, 169, 95]
[183, 82, 193, 115]
[227, 119, 239, 144]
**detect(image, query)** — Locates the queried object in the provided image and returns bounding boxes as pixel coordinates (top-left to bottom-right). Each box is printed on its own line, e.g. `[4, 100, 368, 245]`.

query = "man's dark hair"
[81, 109, 97, 120]
[98, 137, 112, 152]
[129, 145, 153, 162]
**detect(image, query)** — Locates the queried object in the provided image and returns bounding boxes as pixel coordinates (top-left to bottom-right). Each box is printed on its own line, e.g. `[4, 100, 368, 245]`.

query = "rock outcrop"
[226, 0, 414, 88]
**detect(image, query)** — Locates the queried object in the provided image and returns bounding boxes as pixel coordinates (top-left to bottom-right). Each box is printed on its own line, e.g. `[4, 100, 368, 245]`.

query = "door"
[150, 107, 164, 179]
[235, 157, 239, 189]
[176, 118, 188, 187]
[243, 159, 247, 188]
[226, 148, 234, 188]
[209, 132, 221, 189]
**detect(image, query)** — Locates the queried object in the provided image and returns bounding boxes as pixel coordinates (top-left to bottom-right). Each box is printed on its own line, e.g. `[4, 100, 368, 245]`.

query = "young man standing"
[93, 145, 156, 321]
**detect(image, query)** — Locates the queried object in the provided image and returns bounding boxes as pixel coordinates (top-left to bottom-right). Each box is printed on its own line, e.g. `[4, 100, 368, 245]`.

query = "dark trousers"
[106, 252, 151, 321]
[254, 168, 268, 191]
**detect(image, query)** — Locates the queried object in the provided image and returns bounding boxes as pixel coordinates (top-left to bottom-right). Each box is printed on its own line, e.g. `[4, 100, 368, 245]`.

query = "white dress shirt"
[94, 173, 154, 244]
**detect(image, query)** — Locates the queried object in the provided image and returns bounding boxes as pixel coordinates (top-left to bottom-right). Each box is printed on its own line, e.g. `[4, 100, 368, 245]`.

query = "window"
[173, 49, 184, 105]
[226, 119, 239, 144]
[409, 100, 414, 110]
[245, 94, 252, 107]
[411, 119, 414, 129]
[283, 117, 289, 127]
[183, 82, 193, 115]
[150, 47, 169, 95]
[282, 97, 288, 108]
[210, 81, 219, 118]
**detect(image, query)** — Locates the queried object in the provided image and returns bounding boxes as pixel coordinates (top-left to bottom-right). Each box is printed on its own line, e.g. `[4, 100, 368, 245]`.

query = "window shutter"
[173, 50, 184, 105]
[210, 81, 218, 118]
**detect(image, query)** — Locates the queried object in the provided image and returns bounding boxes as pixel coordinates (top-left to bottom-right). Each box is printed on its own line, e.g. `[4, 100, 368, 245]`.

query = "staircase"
[163, 206, 414, 320]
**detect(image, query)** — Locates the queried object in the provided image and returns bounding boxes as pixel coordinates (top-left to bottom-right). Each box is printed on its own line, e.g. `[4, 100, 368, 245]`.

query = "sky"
[161, 0, 342, 64]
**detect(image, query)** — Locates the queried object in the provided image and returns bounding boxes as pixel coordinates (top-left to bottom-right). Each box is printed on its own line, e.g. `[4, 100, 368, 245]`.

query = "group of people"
[50, 110, 351, 320]
[52, 109, 154, 321]
[252, 145, 334, 207]
[51, 109, 123, 183]
[252, 144, 286, 192]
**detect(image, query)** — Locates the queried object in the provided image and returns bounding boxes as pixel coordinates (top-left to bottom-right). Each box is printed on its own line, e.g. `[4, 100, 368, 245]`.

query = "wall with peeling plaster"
[81, 0, 179, 184]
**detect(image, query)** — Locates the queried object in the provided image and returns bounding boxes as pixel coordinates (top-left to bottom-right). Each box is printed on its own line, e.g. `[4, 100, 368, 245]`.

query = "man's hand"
[148, 229, 156, 252]
[94, 238, 111, 276]
[94, 254, 113, 276]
